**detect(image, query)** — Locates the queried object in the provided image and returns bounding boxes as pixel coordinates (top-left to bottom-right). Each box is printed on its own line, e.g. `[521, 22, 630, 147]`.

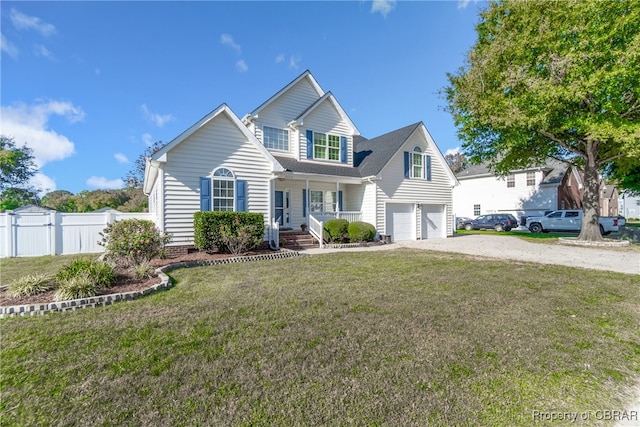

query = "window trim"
[262, 126, 289, 151]
[507, 174, 515, 188]
[312, 131, 341, 161]
[212, 167, 235, 212]
[309, 190, 338, 213]
[526, 171, 536, 186]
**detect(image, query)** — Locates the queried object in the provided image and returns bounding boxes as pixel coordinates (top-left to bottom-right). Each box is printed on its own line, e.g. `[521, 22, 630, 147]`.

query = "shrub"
[133, 261, 156, 280]
[324, 218, 349, 243]
[7, 274, 54, 298]
[55, 258, 116, 291]
[220, 223, 262, 255]
[99, 219, 172, 266]
[194, 212, 264, 253]
[348, 221, 376, 242]
[54, 273, 97, 301]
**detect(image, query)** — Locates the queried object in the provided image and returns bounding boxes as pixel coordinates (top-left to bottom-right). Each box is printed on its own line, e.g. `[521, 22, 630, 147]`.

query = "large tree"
[445, 0, 640, 241]
[0, 136, 37, 193]
[123, 140, 164, 189]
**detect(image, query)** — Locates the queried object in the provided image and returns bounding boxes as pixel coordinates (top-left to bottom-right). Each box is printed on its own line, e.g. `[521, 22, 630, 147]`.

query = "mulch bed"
[0, 250, 276, 307]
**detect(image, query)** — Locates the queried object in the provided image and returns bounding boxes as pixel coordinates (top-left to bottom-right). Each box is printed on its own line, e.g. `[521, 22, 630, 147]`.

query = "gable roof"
[354, 123, 422, 177]
[143, 104, 284, 194]
[289, 91, 360, 135]
[456, 158, 571, 183]
[246, 70, 324, 120]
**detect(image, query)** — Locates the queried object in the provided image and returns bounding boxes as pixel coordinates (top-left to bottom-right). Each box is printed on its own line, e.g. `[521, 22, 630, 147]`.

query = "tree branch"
[537, 130, 586, 157]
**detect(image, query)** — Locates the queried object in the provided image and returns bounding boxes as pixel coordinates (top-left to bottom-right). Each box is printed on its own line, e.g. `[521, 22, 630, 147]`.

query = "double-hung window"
[309, 190, 337, 213]
[526, 171, 536, 186]
[404, 147, 432, 180]
[212, 168, 234, 211]
[507, 174, 515, 188]
[411, 148, 423, 178]
[313, 132, 341, 161]
[263, 126, 289, 151]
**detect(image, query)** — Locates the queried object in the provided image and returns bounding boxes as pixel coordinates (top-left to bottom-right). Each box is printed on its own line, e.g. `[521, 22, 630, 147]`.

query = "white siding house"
[144, 71, 458, 252]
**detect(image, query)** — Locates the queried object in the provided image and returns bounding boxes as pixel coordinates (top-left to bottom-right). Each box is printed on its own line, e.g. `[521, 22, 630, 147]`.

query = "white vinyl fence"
[0, 210, 153, 258]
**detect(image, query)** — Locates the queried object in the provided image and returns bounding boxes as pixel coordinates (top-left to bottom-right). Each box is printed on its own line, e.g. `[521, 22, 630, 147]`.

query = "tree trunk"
[577, 144, 603, 241]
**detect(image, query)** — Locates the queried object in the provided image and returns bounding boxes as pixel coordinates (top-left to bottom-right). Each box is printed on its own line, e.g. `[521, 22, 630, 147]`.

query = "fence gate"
[8, 212, 54, 257]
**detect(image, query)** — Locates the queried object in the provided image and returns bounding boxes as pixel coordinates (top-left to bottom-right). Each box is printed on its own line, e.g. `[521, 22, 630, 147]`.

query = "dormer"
[243, 71, 359, 166]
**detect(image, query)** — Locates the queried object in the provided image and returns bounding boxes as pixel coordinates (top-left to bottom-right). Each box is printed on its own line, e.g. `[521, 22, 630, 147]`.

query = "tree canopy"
[123, 140, 164, 189]
[0, 136, 38, 194]
[445, 0, 640, 240]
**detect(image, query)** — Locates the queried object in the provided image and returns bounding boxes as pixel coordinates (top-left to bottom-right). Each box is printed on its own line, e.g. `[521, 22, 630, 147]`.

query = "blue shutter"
[200, 177, 211, 211]
[426, 155, 432, 181]
[340, 136, 347, 163]
[302, 189, 307, 217]
[404, 152, 410, 178]
[338, 191, 343, 212]
[306, 130, 313, 159]
[236, 179, 247, 211]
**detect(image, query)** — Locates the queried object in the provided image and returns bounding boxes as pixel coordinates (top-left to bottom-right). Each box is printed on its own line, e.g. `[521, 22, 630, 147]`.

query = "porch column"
[305, 179, 309, 225]
[336, 182, 340, 217]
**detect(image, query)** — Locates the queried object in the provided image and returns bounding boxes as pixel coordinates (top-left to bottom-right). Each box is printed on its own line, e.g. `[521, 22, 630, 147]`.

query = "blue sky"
[1, 0, 485, 195]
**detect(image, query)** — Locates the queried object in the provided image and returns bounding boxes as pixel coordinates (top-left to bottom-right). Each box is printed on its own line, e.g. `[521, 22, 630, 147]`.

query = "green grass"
[1, 250, 639, 426]
[0, 253, 101, 285]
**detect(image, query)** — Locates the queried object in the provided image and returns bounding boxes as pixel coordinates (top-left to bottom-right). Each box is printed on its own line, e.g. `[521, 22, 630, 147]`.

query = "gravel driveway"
[308, 234, 640, 275]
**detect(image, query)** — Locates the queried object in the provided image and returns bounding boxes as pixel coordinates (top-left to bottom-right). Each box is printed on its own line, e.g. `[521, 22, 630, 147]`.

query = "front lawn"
[1, 250, 639, 426]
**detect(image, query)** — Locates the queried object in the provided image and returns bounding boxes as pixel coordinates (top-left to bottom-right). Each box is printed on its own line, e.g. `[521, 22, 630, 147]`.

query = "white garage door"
[386, 204, 415, 242]
[421, 204, 445, 239]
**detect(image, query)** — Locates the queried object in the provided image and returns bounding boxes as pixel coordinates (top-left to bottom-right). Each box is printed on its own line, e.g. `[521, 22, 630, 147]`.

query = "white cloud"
[1, 33, 19, 58]
[86, 176, 124, 190]
[30, 172, 56, 195]
[457, 0, 474, 9]
[445, 147, 461, 156]
[0, 100, 84, 168]
[289, 54, 301, 70]
[34, 44, 54, 60]
[141, 133, 153, 147]
[236, 59, 248, 73]
[114, 153, 129, 164]
[141, 104, 174, 127]
[220, 33, 241, 54]
[10, 8, 56, 37]
[371, 0, 396, 18]
[275, 53, 285, 64]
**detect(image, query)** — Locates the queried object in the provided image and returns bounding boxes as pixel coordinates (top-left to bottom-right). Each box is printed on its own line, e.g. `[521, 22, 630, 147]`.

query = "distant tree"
[0, 188, 40, 211]
[0, 136, 38, 194]
[116, 187, 148, 212]
[604, 161, 640, 195]
[445, 0, 640, 241]
[123, 140, 164, 189]
[445, 152, 469, 174]
[42, 190, 77, 212]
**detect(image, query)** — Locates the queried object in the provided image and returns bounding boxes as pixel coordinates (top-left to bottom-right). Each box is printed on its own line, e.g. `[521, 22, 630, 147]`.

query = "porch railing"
[308, 215, 324, 249]
[311, 211, 362, 223]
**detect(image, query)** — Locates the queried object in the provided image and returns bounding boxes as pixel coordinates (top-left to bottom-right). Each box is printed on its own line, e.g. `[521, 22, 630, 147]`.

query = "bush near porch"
[323, 218, 376, 243]
[194, 212, 264, 254]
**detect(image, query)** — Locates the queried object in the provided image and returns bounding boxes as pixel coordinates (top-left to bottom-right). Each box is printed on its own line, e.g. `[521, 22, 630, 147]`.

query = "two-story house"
[144, 71, 457, 254]
[453, 159, 617, 223]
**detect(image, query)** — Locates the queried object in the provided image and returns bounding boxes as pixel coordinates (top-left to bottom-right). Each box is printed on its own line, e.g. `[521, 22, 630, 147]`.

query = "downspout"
[336, 181, 340, 218]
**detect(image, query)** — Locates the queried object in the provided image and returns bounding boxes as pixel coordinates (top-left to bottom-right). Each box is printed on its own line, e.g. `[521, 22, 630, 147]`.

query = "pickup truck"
[525, 210, 619, 235]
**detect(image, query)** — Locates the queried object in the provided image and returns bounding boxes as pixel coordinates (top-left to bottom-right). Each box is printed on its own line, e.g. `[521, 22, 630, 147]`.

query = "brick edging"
[0, 250, 302, 318]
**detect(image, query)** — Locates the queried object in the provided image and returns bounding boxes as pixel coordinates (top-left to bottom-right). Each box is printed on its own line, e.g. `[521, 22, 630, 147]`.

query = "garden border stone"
[0, 250, 302, 318]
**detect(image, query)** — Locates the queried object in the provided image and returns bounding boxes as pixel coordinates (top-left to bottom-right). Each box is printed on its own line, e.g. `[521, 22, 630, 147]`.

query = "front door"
[274, 190, 291, 228]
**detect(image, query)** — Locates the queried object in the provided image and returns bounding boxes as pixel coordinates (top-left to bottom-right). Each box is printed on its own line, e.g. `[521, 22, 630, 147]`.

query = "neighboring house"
[143, 70, 457, 254]
[619, 192, 640, 219]
[453, 159, 617, 223]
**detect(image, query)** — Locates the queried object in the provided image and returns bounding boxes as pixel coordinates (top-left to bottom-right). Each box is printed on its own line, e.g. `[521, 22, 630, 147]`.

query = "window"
[411, 147, 423, 178]
[507, 174, 515, 188]
[263, 126, 289, 151]
[313, 132, 341, 161]
[565, 211, 579, 217]
[526, 171, 536, 186]
[404, 148, 431, 180]
[310, 190, 337, 212]
[212, 168, 234, 211]
[474, 204, 481, 216]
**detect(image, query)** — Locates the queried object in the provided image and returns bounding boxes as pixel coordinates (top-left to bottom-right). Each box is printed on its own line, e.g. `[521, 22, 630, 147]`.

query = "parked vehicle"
[463, 214, 519, 232]
[617, 215, 626, 227]
[525, 210, 619, 235]
[456, 216, 472, 229]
